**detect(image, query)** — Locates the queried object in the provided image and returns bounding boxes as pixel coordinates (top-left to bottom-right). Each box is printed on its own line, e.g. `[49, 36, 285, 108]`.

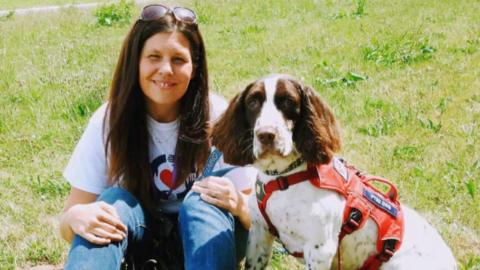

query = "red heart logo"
[160, 169, 174, 189]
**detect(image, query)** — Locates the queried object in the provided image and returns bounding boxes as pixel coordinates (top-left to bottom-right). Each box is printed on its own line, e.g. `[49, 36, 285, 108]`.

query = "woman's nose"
[157, 59, 173, 75]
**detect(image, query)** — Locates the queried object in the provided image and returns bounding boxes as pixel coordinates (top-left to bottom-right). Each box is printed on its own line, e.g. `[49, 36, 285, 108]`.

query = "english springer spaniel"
[212, 74, 457, 270]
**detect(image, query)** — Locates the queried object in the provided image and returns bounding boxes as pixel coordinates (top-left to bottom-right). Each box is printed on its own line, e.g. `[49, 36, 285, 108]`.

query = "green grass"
[0, 0, 108, 10]
[1, 0, 479, 269]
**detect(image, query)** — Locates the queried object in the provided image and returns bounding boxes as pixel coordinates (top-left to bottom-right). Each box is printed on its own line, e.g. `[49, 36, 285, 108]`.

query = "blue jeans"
[64, 187, 248, 270]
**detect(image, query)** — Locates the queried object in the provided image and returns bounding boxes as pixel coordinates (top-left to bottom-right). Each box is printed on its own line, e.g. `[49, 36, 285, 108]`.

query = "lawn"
[0, 0, 108, 10]
[0, 0, 479, 269]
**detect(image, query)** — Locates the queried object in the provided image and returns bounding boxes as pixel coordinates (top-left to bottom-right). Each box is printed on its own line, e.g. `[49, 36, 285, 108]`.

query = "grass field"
[0, 0, 479, 269]
[0, 0, 107, 10]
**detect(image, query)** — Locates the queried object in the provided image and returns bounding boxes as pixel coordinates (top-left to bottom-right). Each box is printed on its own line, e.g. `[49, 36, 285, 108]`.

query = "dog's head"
[212, 74, 341, 166]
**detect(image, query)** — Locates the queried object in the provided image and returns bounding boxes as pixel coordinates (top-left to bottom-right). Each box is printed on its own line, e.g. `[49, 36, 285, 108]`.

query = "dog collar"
[264, 157, 304, 176]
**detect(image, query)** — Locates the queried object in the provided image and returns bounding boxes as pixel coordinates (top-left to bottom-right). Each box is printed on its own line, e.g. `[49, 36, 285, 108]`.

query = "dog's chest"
[264, 182, 345, 252]
[262, 181, 378, 268]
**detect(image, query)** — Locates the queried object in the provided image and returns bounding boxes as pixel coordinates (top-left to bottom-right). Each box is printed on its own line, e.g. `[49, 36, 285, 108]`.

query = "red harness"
[255, 158, 404, 270]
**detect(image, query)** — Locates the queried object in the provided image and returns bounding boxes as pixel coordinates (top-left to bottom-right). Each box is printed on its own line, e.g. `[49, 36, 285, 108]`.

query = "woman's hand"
[63, 201, 128, 245]
[191, 176, 251, 229]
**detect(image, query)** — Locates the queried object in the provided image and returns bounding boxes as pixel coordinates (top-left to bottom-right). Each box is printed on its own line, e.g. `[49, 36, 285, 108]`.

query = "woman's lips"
[152, 80, 176, 89]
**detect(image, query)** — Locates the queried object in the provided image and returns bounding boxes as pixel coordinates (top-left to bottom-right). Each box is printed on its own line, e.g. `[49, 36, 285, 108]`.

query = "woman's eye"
[148, 55, 160, 60]
[172, 57, 186, 63]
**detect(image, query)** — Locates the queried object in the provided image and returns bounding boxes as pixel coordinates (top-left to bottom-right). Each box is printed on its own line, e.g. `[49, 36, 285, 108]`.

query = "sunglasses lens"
[173, 7, 197, 23]
[141, 5, 168, 20]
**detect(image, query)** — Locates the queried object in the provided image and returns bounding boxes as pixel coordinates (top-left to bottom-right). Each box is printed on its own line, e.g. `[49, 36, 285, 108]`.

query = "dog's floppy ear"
[293, 83, 341, 164]
[212, 84, 255, 166]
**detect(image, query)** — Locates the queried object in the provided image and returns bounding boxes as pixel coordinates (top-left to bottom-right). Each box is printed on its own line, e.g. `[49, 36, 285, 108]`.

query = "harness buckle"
[378, 239, 397, 262]
[342, 208, 362, 234]
[276, 176, 289, 190]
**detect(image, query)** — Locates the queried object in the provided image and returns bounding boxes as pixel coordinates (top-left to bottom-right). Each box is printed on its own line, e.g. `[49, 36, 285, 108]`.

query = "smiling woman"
[57, 3, 257, 270]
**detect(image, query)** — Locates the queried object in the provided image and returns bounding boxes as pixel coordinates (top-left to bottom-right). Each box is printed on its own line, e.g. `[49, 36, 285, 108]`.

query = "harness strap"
[257, 167, 318, 237]
[339, 208, 400, 270]
[263, 168, 318, 194]
[258, 189, 278, 236]
[359, 238, 398, 270]
[337, 173, 403, 270]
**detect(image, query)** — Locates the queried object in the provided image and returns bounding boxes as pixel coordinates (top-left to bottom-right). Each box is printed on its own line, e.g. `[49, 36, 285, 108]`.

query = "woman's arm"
[59, 187, 127, 244]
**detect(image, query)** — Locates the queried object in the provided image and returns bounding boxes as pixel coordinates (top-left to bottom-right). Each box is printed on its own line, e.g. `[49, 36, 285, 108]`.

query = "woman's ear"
[293, 84, 341, 164]
[212, 85, 255, 166]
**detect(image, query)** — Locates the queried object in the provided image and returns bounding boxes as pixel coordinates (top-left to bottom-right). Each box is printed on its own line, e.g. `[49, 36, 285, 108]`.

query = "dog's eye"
[247, 98, 261, 110]
[280, 98, 295, 108]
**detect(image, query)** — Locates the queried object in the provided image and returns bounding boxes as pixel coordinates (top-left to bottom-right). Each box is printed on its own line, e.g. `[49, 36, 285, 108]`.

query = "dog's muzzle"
[256, 126, 277, 147]
[254, 125, 292, 157]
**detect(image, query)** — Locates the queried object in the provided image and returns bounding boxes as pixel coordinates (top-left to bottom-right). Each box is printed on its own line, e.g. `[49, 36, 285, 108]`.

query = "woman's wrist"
[59, 204, 78, 243]
[235, 190, 251, 230]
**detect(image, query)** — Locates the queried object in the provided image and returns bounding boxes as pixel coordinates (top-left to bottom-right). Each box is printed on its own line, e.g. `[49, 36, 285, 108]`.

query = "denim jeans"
[64, 187, 248, 270]
[179, 190, 248, 270]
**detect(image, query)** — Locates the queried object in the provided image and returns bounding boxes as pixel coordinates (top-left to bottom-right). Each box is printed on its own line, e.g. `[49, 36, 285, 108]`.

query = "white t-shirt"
[63, 93, 257, 212]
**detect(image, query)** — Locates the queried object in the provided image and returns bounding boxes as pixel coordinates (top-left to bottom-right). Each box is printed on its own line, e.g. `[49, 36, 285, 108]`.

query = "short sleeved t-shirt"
[63, 93, 257, 212]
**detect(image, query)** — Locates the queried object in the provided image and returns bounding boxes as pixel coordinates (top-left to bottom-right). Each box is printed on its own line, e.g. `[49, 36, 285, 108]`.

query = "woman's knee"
[97, 187, 137, 204]
[97, 187, 146, 234]
[97, 187, 140, 211]
[180, 191, 233, 224]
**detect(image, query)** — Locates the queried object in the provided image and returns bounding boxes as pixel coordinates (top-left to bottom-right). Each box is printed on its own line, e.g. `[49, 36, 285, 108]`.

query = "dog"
[212, 74, 457, 270]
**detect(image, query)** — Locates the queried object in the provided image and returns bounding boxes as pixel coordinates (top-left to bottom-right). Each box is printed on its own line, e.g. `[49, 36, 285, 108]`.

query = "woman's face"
[139, 31, 194, 122]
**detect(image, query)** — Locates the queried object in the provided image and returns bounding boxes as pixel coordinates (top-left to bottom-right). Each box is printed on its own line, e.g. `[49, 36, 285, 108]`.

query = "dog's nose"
[256, 127, 276, 145]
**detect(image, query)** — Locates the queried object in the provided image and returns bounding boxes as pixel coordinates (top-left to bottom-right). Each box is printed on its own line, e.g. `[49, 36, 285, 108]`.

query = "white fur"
[244, 75, 457, 270]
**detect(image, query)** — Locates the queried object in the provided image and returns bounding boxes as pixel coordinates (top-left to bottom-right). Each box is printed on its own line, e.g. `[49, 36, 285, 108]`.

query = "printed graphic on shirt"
[150, 154, 197, 201]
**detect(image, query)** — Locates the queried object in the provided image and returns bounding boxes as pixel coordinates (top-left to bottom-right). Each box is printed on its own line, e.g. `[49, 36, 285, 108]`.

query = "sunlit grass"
[0, 0, 108, 10]
[0, 0, 479, 269]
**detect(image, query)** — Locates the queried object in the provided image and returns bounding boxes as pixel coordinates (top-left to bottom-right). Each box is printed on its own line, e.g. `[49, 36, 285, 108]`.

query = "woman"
[59, 4, 256, 269]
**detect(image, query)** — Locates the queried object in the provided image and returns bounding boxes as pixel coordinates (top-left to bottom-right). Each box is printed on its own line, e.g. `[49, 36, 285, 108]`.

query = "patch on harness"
[363, 188, 398, 218]
[255, 177, 266, 202]
[333, 158, 348, 182]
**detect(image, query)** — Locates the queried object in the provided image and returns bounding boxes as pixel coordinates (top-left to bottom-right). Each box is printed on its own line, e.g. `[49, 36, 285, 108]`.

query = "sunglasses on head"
[140, 4, 197, 24]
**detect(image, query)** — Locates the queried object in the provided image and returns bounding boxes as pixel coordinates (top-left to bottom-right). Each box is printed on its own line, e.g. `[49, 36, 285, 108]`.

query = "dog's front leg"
[244, 198, 275, 270]
[303, 239, 338, 270]
[245, 219, 274, 270]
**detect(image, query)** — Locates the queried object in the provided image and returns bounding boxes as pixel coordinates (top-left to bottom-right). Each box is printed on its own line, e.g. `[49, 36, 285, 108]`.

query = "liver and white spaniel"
[212, 74, 457, 270]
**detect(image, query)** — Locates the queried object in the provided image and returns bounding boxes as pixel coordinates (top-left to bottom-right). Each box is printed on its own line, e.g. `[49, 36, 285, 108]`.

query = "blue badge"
[363, 188, 398, 218]
[200, 148, 236, 179]
[202, 148, 223, 176]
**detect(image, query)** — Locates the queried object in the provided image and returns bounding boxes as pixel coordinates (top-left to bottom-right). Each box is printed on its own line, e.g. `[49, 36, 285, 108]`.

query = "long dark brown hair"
[104, 13, 210, 212]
